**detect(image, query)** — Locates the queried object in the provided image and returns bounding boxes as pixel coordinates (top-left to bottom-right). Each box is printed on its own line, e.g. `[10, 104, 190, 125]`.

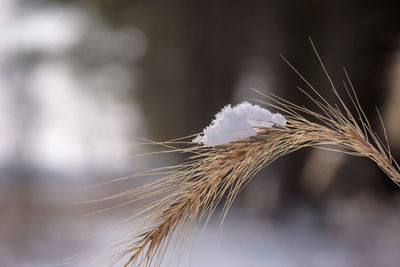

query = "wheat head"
[92, 41, 400, 266]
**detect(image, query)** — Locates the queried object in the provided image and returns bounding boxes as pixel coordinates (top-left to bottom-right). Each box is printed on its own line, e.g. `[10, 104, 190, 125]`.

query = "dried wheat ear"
[91, 42, 400, 267]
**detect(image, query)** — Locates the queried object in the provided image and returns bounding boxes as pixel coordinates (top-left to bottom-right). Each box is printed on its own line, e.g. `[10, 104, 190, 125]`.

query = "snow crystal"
[193, 101, 286, 147]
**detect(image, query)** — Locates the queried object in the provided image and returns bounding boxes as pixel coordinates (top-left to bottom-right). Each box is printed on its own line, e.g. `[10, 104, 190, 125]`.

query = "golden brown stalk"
[97, 41, 400, 266]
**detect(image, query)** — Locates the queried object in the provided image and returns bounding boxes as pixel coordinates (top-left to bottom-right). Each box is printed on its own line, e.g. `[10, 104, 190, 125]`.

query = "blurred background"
[1, 0, 400, 266]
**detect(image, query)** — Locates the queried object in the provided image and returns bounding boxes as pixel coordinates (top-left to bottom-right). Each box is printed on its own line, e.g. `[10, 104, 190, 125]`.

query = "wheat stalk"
[96, 41, 400, 266]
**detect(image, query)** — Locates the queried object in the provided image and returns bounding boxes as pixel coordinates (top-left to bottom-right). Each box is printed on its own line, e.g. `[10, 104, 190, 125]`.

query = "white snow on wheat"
[193, 101, 286, 146]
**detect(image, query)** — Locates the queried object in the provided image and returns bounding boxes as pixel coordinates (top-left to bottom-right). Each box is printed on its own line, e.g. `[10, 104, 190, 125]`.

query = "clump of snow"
[193, 101, 286, 147]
